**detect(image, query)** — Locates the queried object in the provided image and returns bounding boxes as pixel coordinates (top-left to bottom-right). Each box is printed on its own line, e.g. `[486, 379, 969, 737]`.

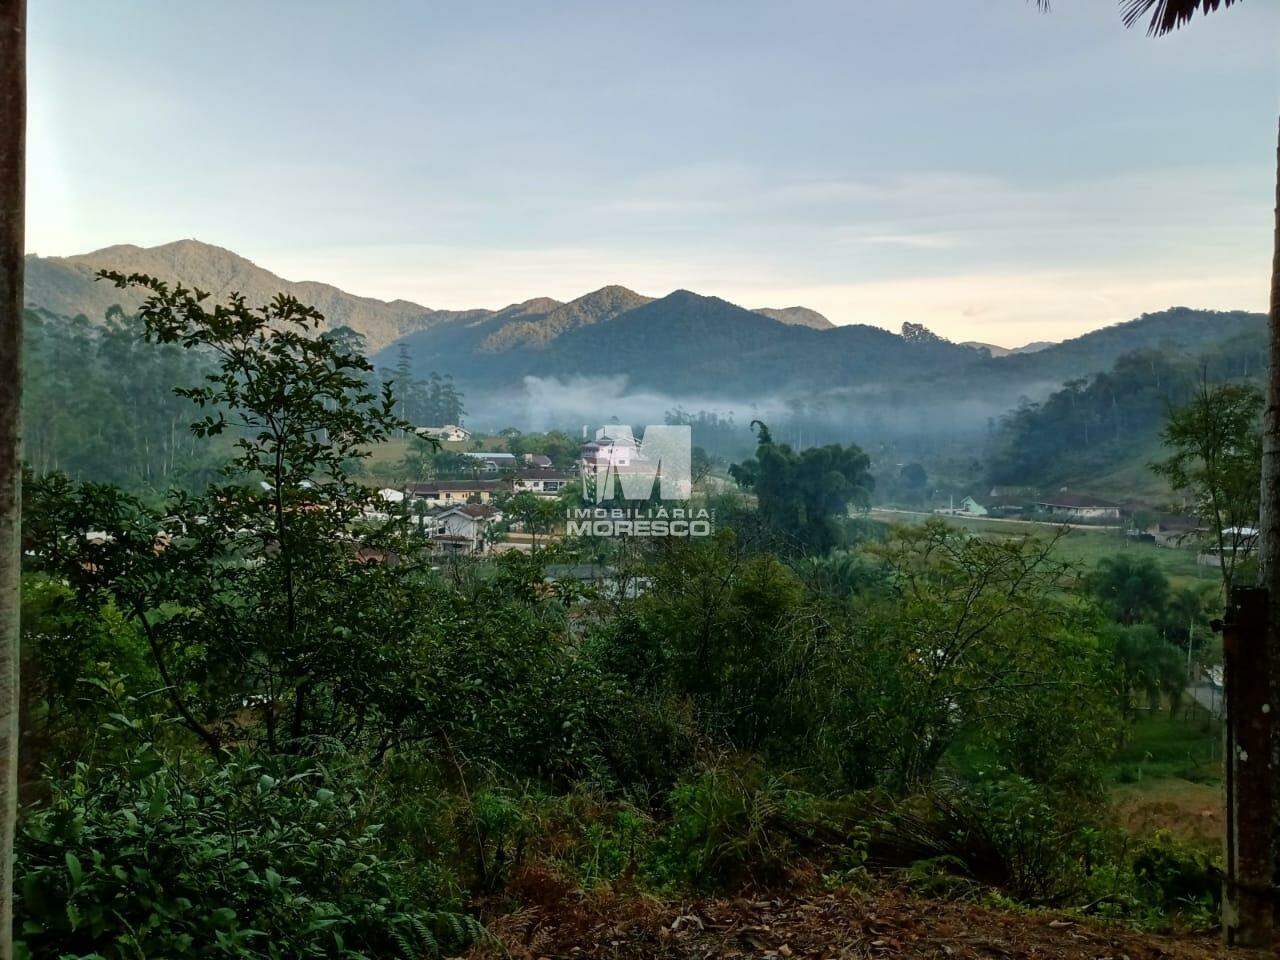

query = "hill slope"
[753, 305, 835, 330]
[24, 240, 450, 352]
[23, 241, 1266, 416]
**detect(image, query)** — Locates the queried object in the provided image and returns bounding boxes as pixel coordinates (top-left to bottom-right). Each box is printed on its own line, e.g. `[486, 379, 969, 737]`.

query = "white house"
[580, 428, 638, 468]
[935, 495, 987, 517]
[430, 503, 501, 555]
[512, 469, 574, 497]
[416, 424, 471, 443]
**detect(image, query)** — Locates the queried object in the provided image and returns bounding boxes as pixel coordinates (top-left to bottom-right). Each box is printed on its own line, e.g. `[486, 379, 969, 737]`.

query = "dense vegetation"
[986, 327, 1266, 488]
[17, 284, 1231, 957]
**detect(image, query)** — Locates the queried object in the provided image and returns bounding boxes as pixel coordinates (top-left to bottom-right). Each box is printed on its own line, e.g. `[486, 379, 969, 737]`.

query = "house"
[523, 454, 553, 468]
[985, 495, 1028, 518]
[463, 451, 518, 472]
[416, 424, 471, 443]
[512, 469, 575, 497]
[935, 495, 987, 517]
[430, 503, 501, 555]
[1033, 493, 1122, 522]
[406, 479, 502, 506]
[580, 428, 638, 469]
[1131, 514, 1202, 549]
[376, 487, 405, 504]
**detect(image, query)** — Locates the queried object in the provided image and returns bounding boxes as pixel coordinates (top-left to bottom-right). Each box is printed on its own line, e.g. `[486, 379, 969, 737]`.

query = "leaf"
[65, 852, 83, 886]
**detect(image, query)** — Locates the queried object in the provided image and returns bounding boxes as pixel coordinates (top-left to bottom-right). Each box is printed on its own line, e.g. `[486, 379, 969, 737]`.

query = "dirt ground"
[1112, 780, 1224, 850]
[471, 886, 1264, 960]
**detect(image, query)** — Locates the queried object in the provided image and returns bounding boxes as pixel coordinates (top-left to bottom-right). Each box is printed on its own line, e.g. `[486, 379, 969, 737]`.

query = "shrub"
[16, 744, 481, 959]
[870, 776, 1107, 905]
[649, 764, 866, 891]
[1131, 830, 1221, 929]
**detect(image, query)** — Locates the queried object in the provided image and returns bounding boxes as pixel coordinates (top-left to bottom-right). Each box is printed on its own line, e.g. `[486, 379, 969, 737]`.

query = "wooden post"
[1222, 586, 1274, 948]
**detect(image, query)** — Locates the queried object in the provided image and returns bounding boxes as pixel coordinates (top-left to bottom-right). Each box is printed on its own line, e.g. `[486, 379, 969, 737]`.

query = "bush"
[17, 744, 481, 959]
[649, 764, 866, 891]
[870, 776, 1107, 905]
[1131, 830, 1221, 929]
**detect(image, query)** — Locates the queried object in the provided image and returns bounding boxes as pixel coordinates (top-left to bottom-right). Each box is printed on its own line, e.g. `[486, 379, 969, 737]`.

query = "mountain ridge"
[21, 241, 1266, 415]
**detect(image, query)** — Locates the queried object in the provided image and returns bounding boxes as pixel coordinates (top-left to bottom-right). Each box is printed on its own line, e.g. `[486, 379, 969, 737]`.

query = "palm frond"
[1120, 0, 1243, 36]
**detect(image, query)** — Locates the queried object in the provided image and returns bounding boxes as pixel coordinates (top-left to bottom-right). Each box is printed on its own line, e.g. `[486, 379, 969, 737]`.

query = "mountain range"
[22, 240, 1267, 420]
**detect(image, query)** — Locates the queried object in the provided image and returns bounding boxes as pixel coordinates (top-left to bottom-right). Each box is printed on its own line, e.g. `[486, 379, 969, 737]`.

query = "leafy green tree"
[1105, 623, 1186, 718]
[853, 521, 1117, 791]
[503, 491, 560, 549]
[1152, 379, 1261, 594]
[899, 462, 928, 502]
[729, 421, 873, 554]
[1087, 554, 1170, 626]
[25, 273, 420, 755]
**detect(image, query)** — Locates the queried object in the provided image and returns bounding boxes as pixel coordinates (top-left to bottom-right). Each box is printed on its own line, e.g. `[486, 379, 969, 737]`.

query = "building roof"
[407, 480, 502, 495]
[443, 503, 500, 520]
[524, 454, 553, 467]
[518, 469, 575, 481]
[1034, 493, 1120, 509]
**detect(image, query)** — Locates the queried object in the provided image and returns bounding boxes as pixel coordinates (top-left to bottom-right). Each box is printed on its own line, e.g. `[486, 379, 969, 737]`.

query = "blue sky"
[26, 1, 1279, 345]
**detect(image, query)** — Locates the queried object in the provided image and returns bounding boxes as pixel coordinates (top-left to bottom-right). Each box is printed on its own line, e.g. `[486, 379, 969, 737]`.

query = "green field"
[1111, 711, 1222, 787]
[871, 509, 1219, 590]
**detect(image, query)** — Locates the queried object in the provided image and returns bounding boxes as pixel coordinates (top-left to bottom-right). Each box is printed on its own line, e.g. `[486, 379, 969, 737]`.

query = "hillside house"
[416, 424, 471, 443]
[1131, 514, 1202, 549]
[936, 495, 987, 517]
[464, 451, 517, 472]
[406, 479, 501, 506]
[1033, 493, 1122, 522]
[513, 469, 574, 497]
[430, 503, 501, 555]
[580, 428, 638, 468]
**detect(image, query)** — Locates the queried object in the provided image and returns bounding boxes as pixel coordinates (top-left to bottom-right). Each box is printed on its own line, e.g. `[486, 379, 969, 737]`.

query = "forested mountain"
[479, 286, 651, 352]
[961, 339, 1054, 357]
[23, 241, 1267, 446]
[986, 323, 1267, 489]
[390, 289, 1266, 410]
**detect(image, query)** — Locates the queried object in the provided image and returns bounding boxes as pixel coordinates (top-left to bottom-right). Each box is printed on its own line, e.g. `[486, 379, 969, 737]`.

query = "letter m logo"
[596, 425, 691, 503]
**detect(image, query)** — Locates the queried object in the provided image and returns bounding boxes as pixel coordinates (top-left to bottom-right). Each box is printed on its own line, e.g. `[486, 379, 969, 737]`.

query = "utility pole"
[1221, 588, 1274, 948]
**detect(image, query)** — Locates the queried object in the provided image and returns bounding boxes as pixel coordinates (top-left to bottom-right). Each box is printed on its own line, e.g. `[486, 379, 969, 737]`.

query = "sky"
[26, 0, 1280, 346]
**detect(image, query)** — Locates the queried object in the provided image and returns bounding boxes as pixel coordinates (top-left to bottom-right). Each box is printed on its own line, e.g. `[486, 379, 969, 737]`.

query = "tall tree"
[0, 1, 23, 954]
[1153, 379, 1262, 596]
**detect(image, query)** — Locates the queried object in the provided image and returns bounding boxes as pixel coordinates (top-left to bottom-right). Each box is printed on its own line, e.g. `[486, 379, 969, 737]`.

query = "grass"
[872, 510, 1219, 590]
[1110, 710, 1222, 787]
[1108, 708, 1224, 851]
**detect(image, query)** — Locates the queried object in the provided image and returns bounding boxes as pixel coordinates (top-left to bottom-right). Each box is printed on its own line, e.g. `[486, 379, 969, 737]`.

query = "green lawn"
[872, 510, 1219, 590]
[1110, 710, 1222, 787]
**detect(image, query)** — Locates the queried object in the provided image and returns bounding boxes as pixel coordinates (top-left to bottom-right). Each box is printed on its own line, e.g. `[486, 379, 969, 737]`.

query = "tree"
[504, 490, 560, 549]
[0, 1, 24, 954]
[1152, 379, 1261, 595]
[729, 422, 873, 554]
[25, 274, 424, 756]
[1087, 554, 1171, 626]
